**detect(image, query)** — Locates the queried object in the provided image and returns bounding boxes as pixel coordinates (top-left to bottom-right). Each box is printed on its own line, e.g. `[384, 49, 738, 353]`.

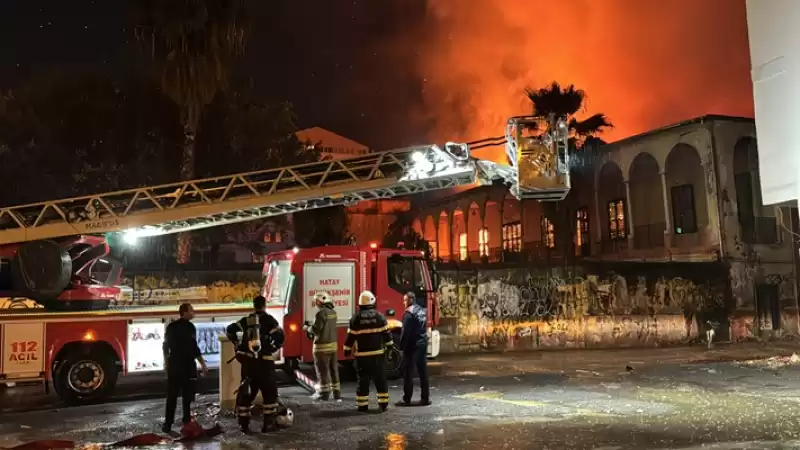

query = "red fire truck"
[263, 245, 441, 377]
[0, 115, 570, 405]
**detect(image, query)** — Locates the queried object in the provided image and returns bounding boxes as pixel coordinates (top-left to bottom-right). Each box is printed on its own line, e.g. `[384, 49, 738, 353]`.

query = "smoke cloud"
[415, 0, 754, 160]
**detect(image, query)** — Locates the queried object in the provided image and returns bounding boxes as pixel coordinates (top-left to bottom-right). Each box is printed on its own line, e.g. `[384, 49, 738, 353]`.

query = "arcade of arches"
[412, 142, 716, 263]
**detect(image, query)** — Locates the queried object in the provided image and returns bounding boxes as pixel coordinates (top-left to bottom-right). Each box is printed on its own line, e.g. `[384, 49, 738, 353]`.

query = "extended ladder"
[0, 144, 487, 245]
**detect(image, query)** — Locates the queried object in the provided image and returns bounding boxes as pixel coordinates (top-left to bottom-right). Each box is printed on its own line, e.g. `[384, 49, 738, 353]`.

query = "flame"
[415, 0, 754, 161]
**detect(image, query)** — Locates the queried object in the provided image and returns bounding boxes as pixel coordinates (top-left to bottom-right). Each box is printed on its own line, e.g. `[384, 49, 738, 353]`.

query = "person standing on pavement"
[396, 292, 431, 406]
[226, 295, 285, 433]
[162, 303, 207, 433]
[343, 290, 394, 412]
[302, 291, 341, 401]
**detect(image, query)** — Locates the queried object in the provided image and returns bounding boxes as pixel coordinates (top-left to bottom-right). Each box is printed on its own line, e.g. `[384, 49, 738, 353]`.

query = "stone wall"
[436, 262, 731, 352]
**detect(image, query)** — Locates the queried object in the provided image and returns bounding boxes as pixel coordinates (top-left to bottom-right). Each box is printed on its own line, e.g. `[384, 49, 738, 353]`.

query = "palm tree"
[132, 0, 248, 263]
[524, 81, 613, 148]
[524, 81, 612, 265]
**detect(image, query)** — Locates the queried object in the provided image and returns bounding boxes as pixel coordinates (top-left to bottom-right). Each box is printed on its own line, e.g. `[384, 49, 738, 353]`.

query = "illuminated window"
[429, 241, 438, 259]
[541, 217, 555, 249]
[459, 233, 468, 261]
[478, 228, 489, 257]
[263, 232, 282, 244]
[607, 199, 627, 240]
[502, 221, 522, 253]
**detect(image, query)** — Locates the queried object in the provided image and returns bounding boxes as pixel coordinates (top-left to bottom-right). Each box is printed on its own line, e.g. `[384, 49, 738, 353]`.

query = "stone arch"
[596, 162, 627, 242]
[628, 152, 665, 249]
[484, 200, 501, 260]
[451, 208, 466, 261]
[423, 216, 437, 258]
[733, 137, 761, 225]
[467, 202, 483, 260]
[411, 218, 423, 236]
[437, 211, 451, 261]
[665, 143, 708, 236]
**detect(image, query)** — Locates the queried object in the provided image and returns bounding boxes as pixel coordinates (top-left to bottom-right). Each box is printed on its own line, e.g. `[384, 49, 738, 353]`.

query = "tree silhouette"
[131, 0, 248, 263]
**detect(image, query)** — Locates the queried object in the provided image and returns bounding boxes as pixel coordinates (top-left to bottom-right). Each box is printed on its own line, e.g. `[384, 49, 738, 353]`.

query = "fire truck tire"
[54, 348, 118, 406]
[11, 240, 72, 301]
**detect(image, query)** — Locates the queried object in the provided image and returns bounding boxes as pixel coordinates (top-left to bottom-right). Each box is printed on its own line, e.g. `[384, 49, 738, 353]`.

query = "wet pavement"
[6, 344, 800, 449]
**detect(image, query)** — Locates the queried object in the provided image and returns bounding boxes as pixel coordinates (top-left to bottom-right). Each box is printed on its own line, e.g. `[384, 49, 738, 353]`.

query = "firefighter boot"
[261, 416, 278, 433]
[238, 417, 251, 434]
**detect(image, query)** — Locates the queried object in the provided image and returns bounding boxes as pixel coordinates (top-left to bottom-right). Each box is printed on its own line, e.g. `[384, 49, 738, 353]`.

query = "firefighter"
[225, 295, 285, 433]
[343, 290, 394, 412]
[302, 291, 341, 401]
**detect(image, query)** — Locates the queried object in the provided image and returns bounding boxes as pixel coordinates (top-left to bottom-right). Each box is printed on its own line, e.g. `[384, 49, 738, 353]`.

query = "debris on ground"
[736, 353, 800, 369]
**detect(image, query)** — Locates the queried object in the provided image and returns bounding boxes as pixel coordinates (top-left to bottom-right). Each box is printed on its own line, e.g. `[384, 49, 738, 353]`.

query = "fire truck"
[263, 245, 441, 377]
[0, 115, 570, 405]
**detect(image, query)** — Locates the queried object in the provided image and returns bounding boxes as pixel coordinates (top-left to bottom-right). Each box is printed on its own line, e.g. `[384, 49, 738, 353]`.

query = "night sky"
[0, 0, 755, 159]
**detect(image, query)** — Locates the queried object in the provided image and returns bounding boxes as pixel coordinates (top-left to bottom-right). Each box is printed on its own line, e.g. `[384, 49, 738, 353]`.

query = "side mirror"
[386, 309, 396, 317]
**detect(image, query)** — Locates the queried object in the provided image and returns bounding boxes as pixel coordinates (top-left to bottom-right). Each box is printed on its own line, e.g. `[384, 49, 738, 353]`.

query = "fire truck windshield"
[265, 260, 293, 307]
[387, 254, 427, 300]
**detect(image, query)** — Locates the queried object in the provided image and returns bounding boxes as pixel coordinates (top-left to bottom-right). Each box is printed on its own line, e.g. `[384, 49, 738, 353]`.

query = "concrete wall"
[435, 262, 732, 352]
[711, 119, 796, 311]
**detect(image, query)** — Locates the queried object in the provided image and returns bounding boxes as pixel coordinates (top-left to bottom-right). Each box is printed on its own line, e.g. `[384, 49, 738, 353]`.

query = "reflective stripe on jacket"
[312, 305, 338, 353]
[343, 307, 393, 357]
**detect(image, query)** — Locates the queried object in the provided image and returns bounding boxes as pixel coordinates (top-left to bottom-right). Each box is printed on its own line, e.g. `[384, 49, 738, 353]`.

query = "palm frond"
[570, 113, 613, 137]
[525, 81, 584, 117]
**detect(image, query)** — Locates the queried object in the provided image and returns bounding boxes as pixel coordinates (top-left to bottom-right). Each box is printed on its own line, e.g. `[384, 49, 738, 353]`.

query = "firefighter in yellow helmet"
[302, 291, 341, 401]
[343, 290, 393, 412]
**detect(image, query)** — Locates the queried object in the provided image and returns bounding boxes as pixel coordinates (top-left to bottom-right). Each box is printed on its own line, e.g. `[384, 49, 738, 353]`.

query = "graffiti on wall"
[437, 264, 727, 350]
[111, 272, 263, 307]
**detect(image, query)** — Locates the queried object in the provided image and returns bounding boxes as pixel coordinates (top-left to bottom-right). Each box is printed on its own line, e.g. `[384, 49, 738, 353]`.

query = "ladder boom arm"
[0, 114, 572, 246]
[0, 144, 483, 244]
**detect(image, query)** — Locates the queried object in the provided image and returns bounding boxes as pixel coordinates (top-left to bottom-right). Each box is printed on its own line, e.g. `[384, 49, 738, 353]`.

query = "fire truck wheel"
[11, 240, 72, 301]
[55, 349, 118, 406]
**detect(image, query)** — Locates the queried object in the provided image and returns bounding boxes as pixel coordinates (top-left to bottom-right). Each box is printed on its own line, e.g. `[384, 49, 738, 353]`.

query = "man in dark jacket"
[397, 292, 431, 406]
[162, 303, 208, 433]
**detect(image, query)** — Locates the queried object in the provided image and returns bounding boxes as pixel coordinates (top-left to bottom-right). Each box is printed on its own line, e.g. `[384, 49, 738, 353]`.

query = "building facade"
[410, 116, 798, 351]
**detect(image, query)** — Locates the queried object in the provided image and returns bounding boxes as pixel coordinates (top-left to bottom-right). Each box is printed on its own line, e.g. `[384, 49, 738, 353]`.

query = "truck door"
[264, 259, 294, 365]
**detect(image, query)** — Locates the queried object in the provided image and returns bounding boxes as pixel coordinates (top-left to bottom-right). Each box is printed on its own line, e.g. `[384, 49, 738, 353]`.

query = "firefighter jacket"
[227, 311, 285, 361]
[343, 307, 393, 357]
[311, 304, 338, 353]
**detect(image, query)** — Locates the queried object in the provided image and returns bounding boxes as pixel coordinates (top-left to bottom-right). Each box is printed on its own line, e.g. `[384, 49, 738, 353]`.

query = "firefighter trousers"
[355, 354, 389, 410]
[236, 358, 278, 430]
[313, 351, 341, 399]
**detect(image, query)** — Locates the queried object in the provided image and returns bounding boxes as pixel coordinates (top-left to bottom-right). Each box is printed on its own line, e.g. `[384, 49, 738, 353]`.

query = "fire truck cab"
[262, 245, 441, 376]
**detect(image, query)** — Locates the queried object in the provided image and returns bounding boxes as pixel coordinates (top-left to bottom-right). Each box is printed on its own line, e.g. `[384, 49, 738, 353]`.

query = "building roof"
[603, 114, 754, 149]
[295, 127, 369, 153]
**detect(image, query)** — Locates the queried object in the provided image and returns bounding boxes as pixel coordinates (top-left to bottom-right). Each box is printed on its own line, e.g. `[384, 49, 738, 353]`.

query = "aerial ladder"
[0, 115, 571, 310]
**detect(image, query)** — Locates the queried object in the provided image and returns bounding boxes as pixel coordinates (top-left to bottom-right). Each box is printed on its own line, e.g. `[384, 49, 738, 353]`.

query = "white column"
[660, 171, 672, 235]
[624, 180, 635, 245]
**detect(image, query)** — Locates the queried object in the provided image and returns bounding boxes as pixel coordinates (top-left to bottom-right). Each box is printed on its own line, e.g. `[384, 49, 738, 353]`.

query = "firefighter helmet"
[358, 290, 376, 307]
[276, 406, 294, 428]
[314, 291, 333, 305]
